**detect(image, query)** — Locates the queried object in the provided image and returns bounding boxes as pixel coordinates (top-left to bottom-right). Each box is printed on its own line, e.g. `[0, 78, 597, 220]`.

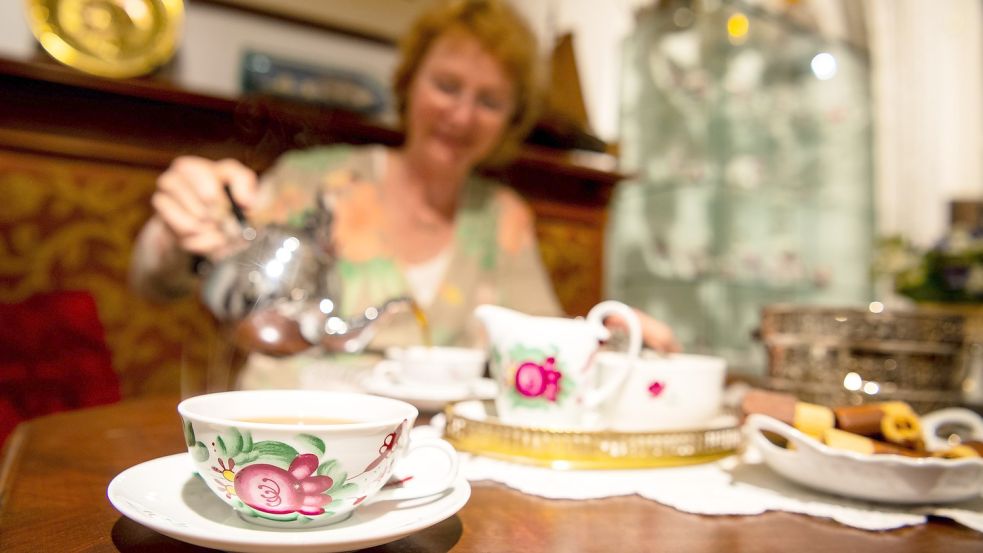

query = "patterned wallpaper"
[0, 149, 236, 398]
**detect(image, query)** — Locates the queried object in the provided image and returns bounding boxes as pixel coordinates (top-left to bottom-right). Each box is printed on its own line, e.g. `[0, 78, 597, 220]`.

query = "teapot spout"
[321, 296, 416, 353]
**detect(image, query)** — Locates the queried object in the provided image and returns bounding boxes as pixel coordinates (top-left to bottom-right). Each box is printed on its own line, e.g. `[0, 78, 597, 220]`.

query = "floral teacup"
[378, 346, 487, 391]
[597, 351, 726, 431]
[178, 390, 459, 528]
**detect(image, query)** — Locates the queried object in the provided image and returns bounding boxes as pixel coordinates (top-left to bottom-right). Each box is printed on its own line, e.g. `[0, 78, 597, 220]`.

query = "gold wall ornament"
[25, 0, 184, 78]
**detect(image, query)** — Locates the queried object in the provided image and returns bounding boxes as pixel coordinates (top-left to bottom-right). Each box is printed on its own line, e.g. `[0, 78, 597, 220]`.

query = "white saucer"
[362, 374, 498, 412]
[107, 453, 471, 553]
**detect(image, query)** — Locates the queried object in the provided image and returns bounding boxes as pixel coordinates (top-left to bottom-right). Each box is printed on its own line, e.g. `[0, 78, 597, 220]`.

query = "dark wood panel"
[0, 56, 621, 185]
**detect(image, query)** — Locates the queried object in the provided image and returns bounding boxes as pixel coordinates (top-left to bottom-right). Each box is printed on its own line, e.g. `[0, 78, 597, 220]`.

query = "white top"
[402, 246, 453, 307]
[373, 146, 453, 308]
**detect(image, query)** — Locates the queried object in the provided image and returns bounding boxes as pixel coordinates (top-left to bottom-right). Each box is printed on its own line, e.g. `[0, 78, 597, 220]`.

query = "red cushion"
[0, 291, 120, 447]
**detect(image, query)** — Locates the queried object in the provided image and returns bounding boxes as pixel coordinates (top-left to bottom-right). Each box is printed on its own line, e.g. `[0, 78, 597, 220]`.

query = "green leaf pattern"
[182, 418, 209, 462]
[317, 459, 347, 483]
[235, 440, 299, 467]
[297, 434, 326, 456]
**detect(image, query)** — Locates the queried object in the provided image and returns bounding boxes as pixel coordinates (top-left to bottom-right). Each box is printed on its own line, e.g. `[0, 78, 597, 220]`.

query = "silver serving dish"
[759, 304, 969, 412]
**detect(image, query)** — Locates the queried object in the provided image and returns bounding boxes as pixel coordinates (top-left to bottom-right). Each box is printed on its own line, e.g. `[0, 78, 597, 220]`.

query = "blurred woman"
[131, 0, 678, 388]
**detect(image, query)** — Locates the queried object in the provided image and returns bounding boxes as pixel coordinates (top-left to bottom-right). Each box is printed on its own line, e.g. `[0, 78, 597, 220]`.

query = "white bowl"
[746, 413, 983, 504]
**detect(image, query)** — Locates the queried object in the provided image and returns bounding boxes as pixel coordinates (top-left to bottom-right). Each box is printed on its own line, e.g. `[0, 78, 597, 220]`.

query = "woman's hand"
[151, 156, 259, 258]
[605, 308, 682, 354]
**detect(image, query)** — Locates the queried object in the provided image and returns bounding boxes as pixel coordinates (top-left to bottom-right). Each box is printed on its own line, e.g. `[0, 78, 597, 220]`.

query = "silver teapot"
[201, 209, 413, 356]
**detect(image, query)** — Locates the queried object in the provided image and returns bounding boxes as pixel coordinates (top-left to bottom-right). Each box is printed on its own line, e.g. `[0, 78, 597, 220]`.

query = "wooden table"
[1, 396, 981, 553]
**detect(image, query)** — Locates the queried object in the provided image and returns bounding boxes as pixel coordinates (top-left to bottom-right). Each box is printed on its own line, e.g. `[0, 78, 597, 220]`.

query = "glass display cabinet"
[607, 1, 874, 373]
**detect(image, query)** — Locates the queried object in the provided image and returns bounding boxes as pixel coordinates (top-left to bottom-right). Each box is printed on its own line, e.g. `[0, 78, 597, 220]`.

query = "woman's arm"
[129, 156, 258, 301]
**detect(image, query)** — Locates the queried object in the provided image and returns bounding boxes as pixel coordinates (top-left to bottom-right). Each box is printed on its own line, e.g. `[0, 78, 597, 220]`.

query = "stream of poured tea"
[409, 299, 433, 348]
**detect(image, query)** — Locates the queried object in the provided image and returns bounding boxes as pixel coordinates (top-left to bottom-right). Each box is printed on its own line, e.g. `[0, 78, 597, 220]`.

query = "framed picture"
[241, 51, 389, 116]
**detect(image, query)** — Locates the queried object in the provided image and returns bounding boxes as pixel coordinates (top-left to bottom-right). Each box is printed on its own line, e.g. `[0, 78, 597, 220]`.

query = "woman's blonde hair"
[392, 0, 541, 166]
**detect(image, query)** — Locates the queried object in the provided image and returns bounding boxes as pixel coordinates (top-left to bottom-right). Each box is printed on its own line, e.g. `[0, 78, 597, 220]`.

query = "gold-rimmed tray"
[26, 0, 184, 78]
[443, 400, 742, 470]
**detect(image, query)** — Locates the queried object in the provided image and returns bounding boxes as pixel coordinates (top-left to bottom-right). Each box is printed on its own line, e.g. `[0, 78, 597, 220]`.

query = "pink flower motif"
[648, 381, 666, 397]
[234, 453, 334, 515]
[514, 357, 562, 401]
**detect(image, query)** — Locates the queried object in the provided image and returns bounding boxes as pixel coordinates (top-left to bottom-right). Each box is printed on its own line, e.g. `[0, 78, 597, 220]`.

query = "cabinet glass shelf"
[608, 1, 874, 374]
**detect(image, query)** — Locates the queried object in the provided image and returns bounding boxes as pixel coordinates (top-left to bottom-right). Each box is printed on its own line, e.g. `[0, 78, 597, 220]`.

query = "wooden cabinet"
[0, 57, 620, 396]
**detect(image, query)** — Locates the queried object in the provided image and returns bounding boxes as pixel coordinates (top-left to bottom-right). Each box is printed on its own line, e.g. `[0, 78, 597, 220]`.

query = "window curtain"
[865, 0, 983, 246]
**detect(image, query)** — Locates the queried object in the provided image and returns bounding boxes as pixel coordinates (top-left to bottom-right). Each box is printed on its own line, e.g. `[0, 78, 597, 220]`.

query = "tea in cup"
[597, 351, 726, 431]
[178, 390, 459, 528]
[376, 346, 487, 392]
[475, 301, 642, 429]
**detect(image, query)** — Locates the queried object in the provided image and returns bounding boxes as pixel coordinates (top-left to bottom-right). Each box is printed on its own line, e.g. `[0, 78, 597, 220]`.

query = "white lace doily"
[417, 419, 983, 533]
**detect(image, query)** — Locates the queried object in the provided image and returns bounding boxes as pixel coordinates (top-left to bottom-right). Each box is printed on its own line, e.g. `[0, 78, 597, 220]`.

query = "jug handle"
[582, 301, 643, 408]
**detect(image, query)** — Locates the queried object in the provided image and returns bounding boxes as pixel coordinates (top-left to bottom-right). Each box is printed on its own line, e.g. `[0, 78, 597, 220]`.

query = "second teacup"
[598, 351, 726, 431]
[378, 346, 487, 390]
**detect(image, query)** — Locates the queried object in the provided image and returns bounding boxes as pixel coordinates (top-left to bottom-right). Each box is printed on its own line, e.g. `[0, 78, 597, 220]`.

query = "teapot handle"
[582, 301, 642, 408]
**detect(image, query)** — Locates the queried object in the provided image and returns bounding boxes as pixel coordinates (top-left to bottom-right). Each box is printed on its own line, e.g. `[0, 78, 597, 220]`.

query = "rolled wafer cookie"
[822, 427, 927, 458]
[880, 411, 924, 451]
[831, 401, 923, 450]
[742, 388, 835, 438]
[832, 401, 915, 436]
